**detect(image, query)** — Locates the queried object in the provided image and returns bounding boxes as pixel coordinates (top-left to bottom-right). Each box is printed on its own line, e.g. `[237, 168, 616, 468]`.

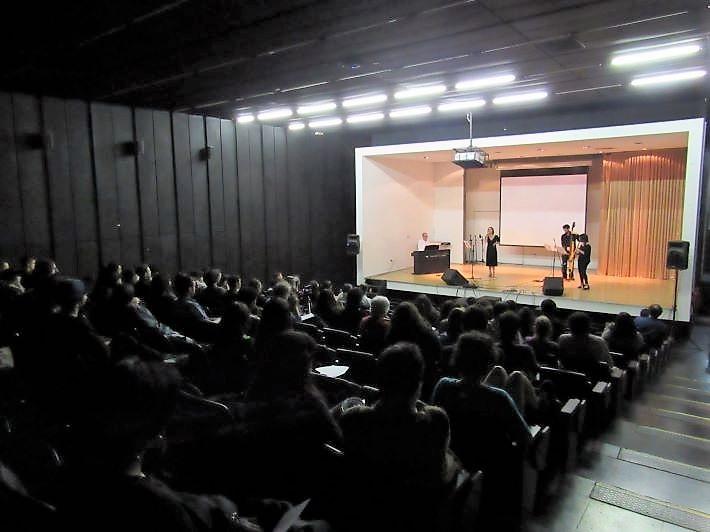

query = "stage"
[367, 263, 677, 320]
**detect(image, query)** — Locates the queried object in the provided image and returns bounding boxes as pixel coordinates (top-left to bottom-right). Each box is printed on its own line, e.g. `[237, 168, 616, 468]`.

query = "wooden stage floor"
[367, 263, 676, 318]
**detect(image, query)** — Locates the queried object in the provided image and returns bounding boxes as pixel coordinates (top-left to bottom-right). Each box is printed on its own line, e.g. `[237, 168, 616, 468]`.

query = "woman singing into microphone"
[576, 233, 591, 290]
[485, 227, 500, 279]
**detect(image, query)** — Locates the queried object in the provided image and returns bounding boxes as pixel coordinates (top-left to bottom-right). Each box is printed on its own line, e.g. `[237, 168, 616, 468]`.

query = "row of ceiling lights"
[235, 41, 707, 130]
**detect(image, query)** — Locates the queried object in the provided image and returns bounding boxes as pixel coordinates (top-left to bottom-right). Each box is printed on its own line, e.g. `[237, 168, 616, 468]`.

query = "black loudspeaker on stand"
[666, 240, 689, 326]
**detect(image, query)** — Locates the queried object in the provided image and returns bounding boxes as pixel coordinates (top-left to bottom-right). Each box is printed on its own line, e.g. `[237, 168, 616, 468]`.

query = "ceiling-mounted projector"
[452, 112, 490, 169]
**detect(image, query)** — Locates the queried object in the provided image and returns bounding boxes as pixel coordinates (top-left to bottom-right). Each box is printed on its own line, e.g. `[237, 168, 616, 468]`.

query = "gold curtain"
[598, 148, 686, 279]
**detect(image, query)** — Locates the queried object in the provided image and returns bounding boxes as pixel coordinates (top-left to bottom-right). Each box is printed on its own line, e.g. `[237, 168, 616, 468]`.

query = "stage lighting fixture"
[257, 107, 293, 121]
[346, 112, 385, 124]
[455, 74, 515, 91]
[438, 99, 486, 112]
[452, 112, 490, 169]
[342, 93, 388, 108]
[630, 69, 706, 87]
[493, 91, 548, 105]
[611, 43, 701, 67]
[389, 106, 432, 119]
[236, 114, 255, 124]
[297, 101, 337, 115]
[308, 117, 343, 128]
[394, 84, 446, 100]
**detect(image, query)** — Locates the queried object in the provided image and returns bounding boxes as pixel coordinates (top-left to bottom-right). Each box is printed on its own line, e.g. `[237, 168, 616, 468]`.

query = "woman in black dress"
[485, 226, 500, 278]
[576, 233, 591, 290]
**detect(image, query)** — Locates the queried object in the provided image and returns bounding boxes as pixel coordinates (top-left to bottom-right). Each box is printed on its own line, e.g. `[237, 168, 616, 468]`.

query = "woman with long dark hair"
[602, 312, 644, 366]
[485, 227, 500, 279]
[576, 233, 591, 290]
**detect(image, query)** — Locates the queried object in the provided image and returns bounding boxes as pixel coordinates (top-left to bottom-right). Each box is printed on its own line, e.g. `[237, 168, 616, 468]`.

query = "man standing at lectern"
[417, 232, 430, 251]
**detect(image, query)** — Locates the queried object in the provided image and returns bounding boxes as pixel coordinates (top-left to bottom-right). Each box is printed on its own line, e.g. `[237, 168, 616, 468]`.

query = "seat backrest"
[295, 322, 323, 343]
[311, 372, 364, 406]
[167, 391, 233, 443]
[336, 348, 378, 385]
[539, 366, 591, 400]
[323, 327, 357, 349]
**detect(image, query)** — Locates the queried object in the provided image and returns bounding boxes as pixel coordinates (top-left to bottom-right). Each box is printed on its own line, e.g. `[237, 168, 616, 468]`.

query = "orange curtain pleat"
[598, 148, 686, 280]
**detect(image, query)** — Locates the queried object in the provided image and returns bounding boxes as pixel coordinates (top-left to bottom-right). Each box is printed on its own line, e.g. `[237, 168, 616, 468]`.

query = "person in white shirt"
[417, 232, 430, 251]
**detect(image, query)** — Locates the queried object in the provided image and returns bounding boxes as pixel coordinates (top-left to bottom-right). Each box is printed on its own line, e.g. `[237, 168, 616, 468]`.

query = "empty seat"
[336, 348, 378, 385]
[322, 328, 358, 349]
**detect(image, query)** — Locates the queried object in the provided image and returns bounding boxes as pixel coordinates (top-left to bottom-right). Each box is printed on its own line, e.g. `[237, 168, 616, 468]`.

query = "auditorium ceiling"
[0, 1, 708, 119]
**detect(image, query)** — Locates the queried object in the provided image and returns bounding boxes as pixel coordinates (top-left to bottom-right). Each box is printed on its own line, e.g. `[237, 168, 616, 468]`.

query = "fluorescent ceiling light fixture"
[438, 99, 486, 112]
[257, 107, 293, 120]
[346, 112, 385, 124]
[611, 43, 701, 66]
[308, 117, 343, 128]
[236, 114, 255, 124]
[493, 91, 548, 105]
[630, 69, 706, 86]
[394, 84, 447, 100]
[455, 74, 516, 91]
[342, 93, 388, 108]
[297, 101, 337, 115]
[288, 122, 305, 131]
[389, 105, 432, 119]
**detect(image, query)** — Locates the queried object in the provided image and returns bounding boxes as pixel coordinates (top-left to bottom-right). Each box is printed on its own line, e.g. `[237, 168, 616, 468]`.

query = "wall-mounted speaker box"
[666, 240, 689, 270]
[441, 268, 473, 287]
[542, 277, 564, 296]
[346, 234, 360, 256]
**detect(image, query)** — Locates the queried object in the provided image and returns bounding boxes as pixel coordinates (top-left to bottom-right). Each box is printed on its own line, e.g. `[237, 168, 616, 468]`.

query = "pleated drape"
[598, 148, 686, 279]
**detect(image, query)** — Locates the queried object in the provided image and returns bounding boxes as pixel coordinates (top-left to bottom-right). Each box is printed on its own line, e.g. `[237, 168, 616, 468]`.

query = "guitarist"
[560, 223, 578, 281]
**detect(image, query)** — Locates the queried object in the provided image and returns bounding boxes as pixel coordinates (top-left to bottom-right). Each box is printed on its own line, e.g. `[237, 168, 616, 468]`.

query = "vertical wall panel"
[134, 108, 160, 268]
[261, 126, 281, 274]
[0, 93, 25, 262]
[65, 100, 99, 278]
[13, 93, 52, 259]
[189, 115, 210, 271]
[308, 136, 329, 280]
[42, 96, 77, 274]
[273, 127, 291, 273]
[112, 106, 142, 268]
[172, 113, 195, 272]
[286, 132, 312, 279]
[153, 110, 178, 274]
[221, 120, 241, 274]
[206, 117, 226, 270]
[91, 102, 121, 264]
[249, 126, 267, 281]
[237, 125, 256, 278]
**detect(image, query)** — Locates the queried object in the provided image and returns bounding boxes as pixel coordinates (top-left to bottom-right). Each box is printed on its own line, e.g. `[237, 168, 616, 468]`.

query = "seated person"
[254, 298, 293, 356]
[414, 294, 440, 327]
[168, 273, 219, 343]
[634, 304, 668, 349]
[558, 312, 614, 376]
[144, 274, 177, 325]
[224, 275, 242, 304]
[336, 287, 368, 334]
[497, 311, 539, 380]
[540, 298, 564, 341]
[54, 357, 276, 532]
[526, 315, 560, 367]
[206, 302, 255, 395]
[461, 304, 488, 334]
[358, 296, 391, 355]
[196, 269, 227, 317]
[339, 342, 451, 532]
[133, 264, 152, 300]
[314, 289, 342, 329]
[603, 312, 645, 366]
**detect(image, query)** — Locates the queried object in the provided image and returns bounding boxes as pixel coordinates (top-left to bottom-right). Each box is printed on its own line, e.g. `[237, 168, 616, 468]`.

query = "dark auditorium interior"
[0, 1, 709, 531]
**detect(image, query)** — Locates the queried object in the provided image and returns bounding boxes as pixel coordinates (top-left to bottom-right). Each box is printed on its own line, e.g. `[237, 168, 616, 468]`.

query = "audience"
[339, 342, 451, 532]
[414, 294, 440, 327]
[634, 304, 668, 349]
[558, 311, 614, 376]
[338, 287, 368, 334]
[133, 264, 152, 300]
[196, 269, 227, 317]
[169, 273, 219, 342]
[358, 295, 390, 355]
[603, 312, 645, 366]
[497, 310, 539, 380]
[540, 298, 564, 340]
[526, 315, 560, 367]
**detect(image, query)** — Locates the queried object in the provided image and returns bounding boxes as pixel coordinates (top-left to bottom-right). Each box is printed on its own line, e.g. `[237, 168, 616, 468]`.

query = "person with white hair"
[358, 295, 391, 355]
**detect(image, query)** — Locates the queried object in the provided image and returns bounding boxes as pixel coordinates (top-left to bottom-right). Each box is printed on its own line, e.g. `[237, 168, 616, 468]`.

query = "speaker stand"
[671, 269, 679, 337]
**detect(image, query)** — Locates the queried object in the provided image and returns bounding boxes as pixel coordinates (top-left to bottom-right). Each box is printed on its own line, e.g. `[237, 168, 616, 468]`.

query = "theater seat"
[322, 328, 358, 350]
[335, 349, 378, 386]
[295, 322, 324, 343]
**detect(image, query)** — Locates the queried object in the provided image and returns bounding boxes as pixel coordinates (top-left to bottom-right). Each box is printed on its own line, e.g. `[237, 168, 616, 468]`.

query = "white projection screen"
[499, 171, 588, 246]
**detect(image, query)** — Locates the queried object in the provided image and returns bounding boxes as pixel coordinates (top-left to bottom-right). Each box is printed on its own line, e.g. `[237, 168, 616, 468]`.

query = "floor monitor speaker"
[542, 277, 564, 296]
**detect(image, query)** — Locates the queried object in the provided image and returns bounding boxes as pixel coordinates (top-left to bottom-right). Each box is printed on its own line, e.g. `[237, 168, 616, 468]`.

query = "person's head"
[453, 331, 496, 381]
[321, 280, 333, 291]
[218, 301, 251, 341]
[106, 262, 122, 279]
[226, 275, 241, 293]
[462, 304, 488, 332]
[0, 261, 9, 272]
[340, 283, 353, 296]
[34, 259, 58, 281]
[272, 272, 285, 285]
[447, 307, 465, 338]
[505, 299, 517, 312]
[135, 264, 152, 283]
[492, 301, 508, 318]
[639, 308, 650, 318]
[97, 263, 122, 288]
[563, 224, 571, 233]
[317, 289, 339, 314]
[204, 269, 222, 287]
[498, 310, 521, 343]
[250, 331, 316, 400]
[75, 358, 180, 470]
[649, 304, 663, 319]
[578, 233, 589, 243]
[568, 312, 591, 337]
[150, 274, 171, 297]
[173, 272, 195, 299]
[53, 277, 87, 315]
[377, 342, 424, 402]
[540, 299, 557, 316]
[487, 226, 494, 236]
[257, 297, 293, 345]
[534, 315, 553, 340]
[414, 294, 435, 316]
[370, 295, 390, 319]
[121, 268, 139, 286]
[0, 268, 22, 287]
[21, 256, 36, 273]
[390, 301, 428, 336]
[247, 277, 263, 293]
[345, 287, 364, 310]
[421, 232, 429, 241]
[235, 286, 258, 311]
[613, 312, 637, 337]
[439, 300, 458, 321]
[272, 280, 292, 300]
[112, 282, 137, 308]
[518, 307, 535, 333]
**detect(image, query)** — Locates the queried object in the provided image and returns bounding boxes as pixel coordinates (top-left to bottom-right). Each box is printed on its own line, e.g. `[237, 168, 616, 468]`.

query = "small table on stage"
[411, 249, 451, 274]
